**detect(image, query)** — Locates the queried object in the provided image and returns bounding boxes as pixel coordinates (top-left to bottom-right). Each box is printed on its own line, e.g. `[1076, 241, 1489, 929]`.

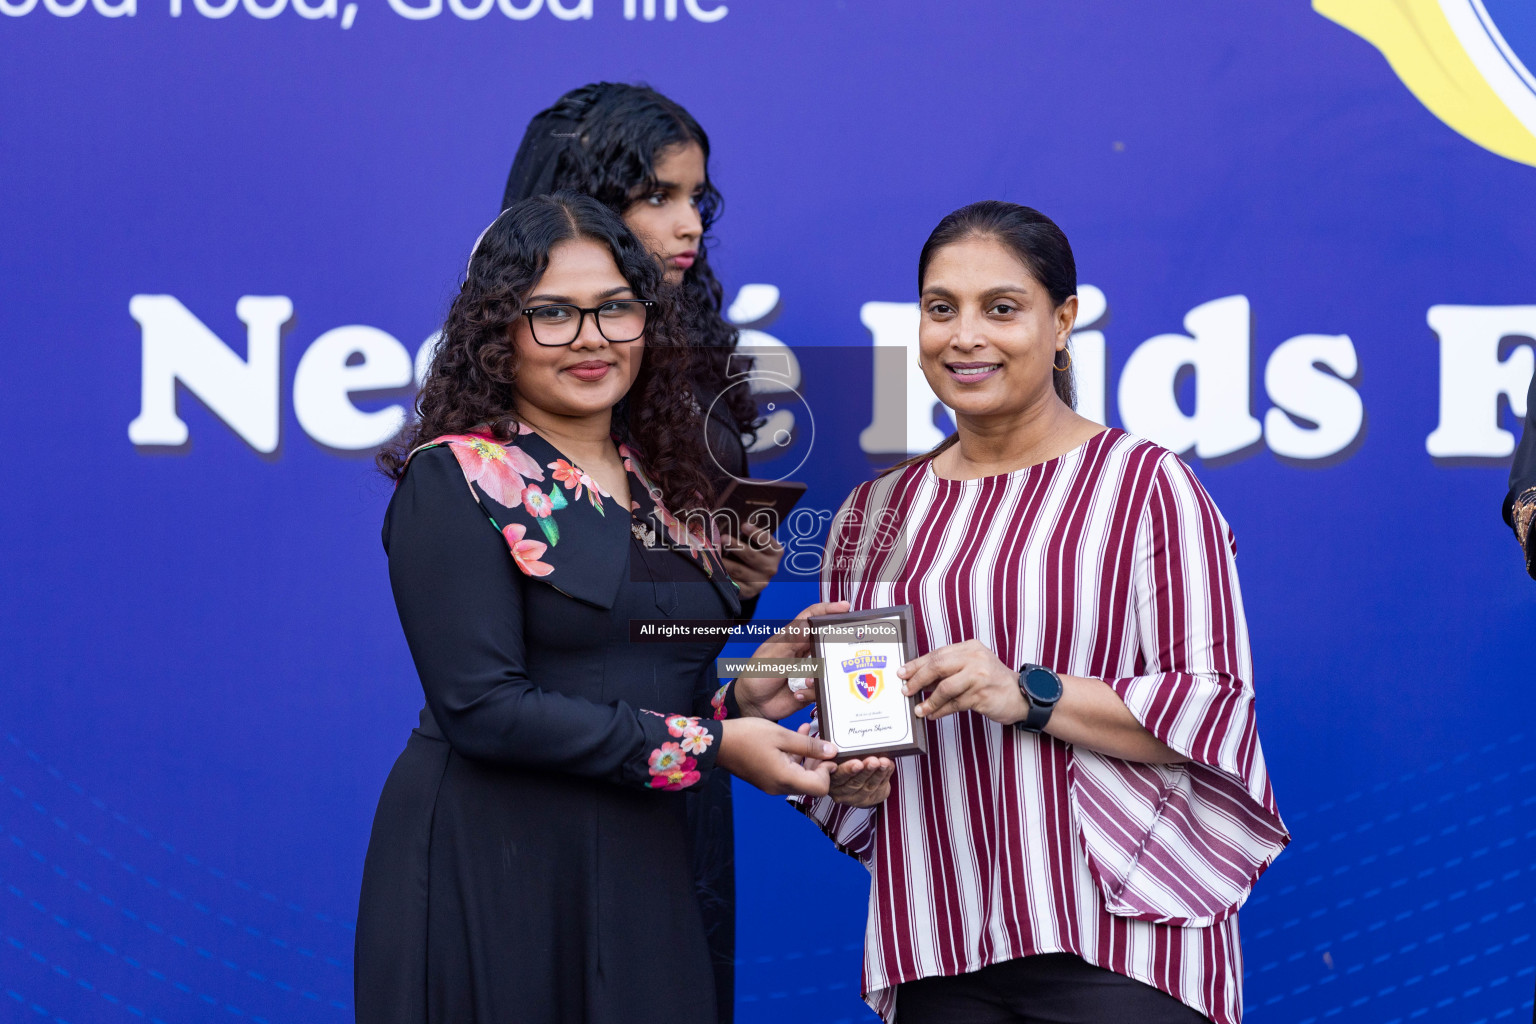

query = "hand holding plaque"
[809, 605, 928, 760]
[792, 723, 895, 807]
[731, 600, 849, 721]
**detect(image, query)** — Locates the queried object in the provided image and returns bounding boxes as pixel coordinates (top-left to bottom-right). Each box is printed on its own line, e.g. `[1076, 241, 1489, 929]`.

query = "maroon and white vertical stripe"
[793, 429, 1288, 1024]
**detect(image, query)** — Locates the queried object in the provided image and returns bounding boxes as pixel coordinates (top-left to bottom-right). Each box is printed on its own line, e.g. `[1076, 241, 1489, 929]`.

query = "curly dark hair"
[378, 191, 715, 514]
[501, 82, 760, 449]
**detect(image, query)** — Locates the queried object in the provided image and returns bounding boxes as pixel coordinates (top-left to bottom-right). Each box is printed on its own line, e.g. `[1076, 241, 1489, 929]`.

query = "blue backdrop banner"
[1, 2, 1533, 1022]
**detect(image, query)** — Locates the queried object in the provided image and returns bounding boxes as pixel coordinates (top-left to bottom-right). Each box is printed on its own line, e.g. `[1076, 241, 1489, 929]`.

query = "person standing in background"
[1502, 371, 1536, 579]
[501, 82, 783, 1020]
[501, 81, 781, 610]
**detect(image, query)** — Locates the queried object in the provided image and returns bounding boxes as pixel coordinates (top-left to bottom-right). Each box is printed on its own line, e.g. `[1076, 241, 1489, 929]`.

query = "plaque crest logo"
[841, 649, 887, 702]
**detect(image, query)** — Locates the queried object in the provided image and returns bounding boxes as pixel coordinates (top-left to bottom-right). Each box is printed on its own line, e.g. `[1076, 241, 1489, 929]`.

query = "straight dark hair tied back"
[889, 201, 1079, 473]
[502, 82, 759, 446]
[377, 191, 714, 515]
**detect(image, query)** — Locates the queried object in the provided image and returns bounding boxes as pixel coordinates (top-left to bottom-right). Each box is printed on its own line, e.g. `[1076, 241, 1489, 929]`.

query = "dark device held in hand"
[714, 478, 807, 543]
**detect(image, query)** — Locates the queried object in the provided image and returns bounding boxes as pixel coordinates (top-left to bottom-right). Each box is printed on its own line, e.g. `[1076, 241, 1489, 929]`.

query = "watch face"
[1024, 667, 1063, 704]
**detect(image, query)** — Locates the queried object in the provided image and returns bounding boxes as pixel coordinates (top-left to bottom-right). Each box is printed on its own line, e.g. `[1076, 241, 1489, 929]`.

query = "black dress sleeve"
[735, 593, 761, 623]
[385, 445, 722, 791]
[1502, 369, 1536, 579]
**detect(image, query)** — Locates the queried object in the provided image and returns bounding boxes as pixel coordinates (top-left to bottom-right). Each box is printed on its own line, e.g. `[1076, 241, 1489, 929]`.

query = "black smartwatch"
[1014, 663, 1063, 732]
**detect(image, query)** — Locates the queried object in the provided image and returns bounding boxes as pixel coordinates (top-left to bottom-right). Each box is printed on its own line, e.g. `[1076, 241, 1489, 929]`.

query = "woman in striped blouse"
[790, 201, 1289, 1023]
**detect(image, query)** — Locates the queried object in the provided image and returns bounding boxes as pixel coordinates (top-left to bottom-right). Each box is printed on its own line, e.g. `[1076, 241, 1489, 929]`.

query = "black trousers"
[897, 953, 1212, 1024]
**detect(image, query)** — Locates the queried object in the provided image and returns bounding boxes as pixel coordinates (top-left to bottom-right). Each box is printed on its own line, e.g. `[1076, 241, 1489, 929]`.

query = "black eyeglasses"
[520, 300, 654, 347]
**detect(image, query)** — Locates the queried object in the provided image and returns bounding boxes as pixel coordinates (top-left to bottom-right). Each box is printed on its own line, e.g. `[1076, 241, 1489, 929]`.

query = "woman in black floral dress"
[500, 84, 785, 1020]
[353, 192, 839, 1024]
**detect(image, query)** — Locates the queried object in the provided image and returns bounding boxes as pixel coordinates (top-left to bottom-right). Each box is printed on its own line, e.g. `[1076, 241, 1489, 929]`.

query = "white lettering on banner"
[446, 0, 491, 18]
[736, 329, 801, 458]
[1072, 284, 1108, 426]
[382, 0, 591, 20]
[1425, 305, 1536, 458]
[859, 301, 950, 457]
[128, 295, 290, 454]
[2, 0, 707, 19]
[124, 290, 1530, 468]
[293, 326, 414, 451]
[166, 0, 347, 20]
[736, 331, 799, 394]
[855, 290, 1372, 464]
[624, 0, 723, 20]
[0, 0, 146, 12]
[1264, 334, 1363, 460]
[386, 0, 436, 18]
[415, 333, 442, 388]
[726, 284, 782, 326]
[724, 285, 803, 460]
[1118, 295, 1264, 460]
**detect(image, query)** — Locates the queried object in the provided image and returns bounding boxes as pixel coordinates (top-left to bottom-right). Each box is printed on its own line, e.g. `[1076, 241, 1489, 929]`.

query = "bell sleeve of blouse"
[1072, 452, 1289, 926]
[386, 445, 721, 793]
[787, 490, 881, 866]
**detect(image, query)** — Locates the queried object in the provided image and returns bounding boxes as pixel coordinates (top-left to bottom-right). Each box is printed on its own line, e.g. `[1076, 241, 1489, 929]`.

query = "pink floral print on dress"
[550, 458, 609, 513]
[710, 683, 731, 721]
[441, 434, 545, 508]
[522, 485, 555, 518]
[501, 523, 553, 577]
[645, 742, 701, 791]
[620, 441, 725, 580]
[637, 714, 714, 790]
[679, 724, 713, 756]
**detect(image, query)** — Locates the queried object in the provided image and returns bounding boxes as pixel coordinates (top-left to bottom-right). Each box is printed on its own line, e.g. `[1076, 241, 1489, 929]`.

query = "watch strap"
[1016, 663, 1059, 733]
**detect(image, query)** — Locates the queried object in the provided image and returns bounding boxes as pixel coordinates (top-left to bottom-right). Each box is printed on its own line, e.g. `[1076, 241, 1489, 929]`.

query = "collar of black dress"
[411, 428, 741, 615]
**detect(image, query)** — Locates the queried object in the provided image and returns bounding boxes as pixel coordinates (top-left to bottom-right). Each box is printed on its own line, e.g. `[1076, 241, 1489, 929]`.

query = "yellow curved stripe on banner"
[1314, 0, 1536, 166]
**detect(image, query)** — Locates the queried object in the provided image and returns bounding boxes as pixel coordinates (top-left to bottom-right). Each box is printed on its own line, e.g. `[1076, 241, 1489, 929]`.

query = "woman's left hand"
[898, 639, 1028, 725]
[733, 600, 849, 720]
[721, 523, 784, 601]
[793, 724, 894, 807]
